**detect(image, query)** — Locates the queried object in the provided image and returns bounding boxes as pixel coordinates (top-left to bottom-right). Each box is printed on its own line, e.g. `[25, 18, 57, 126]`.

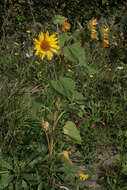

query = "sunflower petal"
[38, 32, 44, 42]
[46, 51, 53, 60]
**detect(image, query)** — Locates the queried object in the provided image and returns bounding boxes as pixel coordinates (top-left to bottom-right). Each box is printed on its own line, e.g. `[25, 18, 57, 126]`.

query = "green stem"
[76, 182, 80, 190]
[53, 62, 57, 80]
[45, 131, 50, 152]
[55, 111, 65, 126]
[49, 109, 57, 160]
[60, 59, 64, 78]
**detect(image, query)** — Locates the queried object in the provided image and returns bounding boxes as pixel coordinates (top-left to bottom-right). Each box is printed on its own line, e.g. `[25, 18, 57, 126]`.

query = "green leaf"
[0, 174, 14, 189]
[38, 182, 43, 190]
[87, 66, 97, 74]
[30, 97, 42, 116]
[50, 77, 84, 101]
[0, 155, 12, 170]
[22, 173, 41, 183]
[73, 91, 84, 100]
[8, 183, 13, 190]
[53, 15, 65, 25]
[63, 46, 77, 63]
[50, 77, 75, 101]
[29, 156, 43, 167]
[63, 121, 82, 144]
[57, 165, 77, 181]
[22, 180, 28, 189]
[63, 42, 87, 66]
[59, 33, 72, 47]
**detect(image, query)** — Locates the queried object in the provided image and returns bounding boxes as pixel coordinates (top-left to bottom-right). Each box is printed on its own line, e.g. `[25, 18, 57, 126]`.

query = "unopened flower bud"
[42, 117, 49, 131]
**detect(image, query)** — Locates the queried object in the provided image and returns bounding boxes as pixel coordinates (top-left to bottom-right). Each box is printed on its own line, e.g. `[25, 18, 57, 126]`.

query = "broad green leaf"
[63, 46, 77, 63]
[50, 77, 75, 101]
[50, 77, 84, 101]
[0, 174, 14, 189]
[63, 121, 82, 144]
[63, 42, 87, 66]
[70, 42, 87, 66]
[59, 33, 72, 47]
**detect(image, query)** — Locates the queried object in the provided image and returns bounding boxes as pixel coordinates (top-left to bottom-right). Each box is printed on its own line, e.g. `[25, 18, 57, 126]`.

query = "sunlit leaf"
[50, 77, 75, 101]
[63, 42, 87, 66]
[50, 77, 84, 101]
[59, 33, 72, 47]
[63, 121, 82, 144]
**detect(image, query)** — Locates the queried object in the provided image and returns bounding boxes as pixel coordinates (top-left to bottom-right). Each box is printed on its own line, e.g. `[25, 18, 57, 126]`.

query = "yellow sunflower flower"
[79, 173, 88, 181]
[103, 27, 109, 39]
[89, 18, 98, 39]
[33, 31, 60, 60]
[61, 22, 71, 32]
[101, 27, 109, 47]
[59, 151, 73, 165]
[101, 39, 109, 47]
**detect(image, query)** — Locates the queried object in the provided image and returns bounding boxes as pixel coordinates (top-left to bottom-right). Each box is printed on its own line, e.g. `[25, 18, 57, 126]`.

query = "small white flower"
[117, 66, 123, 70]
[26, 50, 33, 58]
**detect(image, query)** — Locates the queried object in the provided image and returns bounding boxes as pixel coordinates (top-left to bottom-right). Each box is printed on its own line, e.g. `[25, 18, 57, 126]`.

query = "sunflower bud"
[42, 118, 49, 131]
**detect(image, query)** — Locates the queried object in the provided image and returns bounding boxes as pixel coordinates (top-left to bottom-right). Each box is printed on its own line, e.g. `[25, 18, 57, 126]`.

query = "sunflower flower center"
[40, 40, 50, 51]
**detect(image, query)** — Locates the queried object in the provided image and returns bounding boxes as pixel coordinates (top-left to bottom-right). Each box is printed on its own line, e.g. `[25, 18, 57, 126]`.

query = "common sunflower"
[61, 21, 71, 32]
[89, 18, 98, 39]
[101, 39, 109, 47]
[103, 27, 109, 39]
[101, 27, 109, 47]
[33, 31, 60, 60]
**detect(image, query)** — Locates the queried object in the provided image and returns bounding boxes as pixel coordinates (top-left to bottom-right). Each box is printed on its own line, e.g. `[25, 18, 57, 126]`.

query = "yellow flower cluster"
[101, 27, 109, 47]
[61, 17, 71, 32]
[89, 19, 98, 39]
[79, 173, 88, 181]
[33, 15, 111, 62]
[88, 18, 110, 48]
[67, 64, 71, 72]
